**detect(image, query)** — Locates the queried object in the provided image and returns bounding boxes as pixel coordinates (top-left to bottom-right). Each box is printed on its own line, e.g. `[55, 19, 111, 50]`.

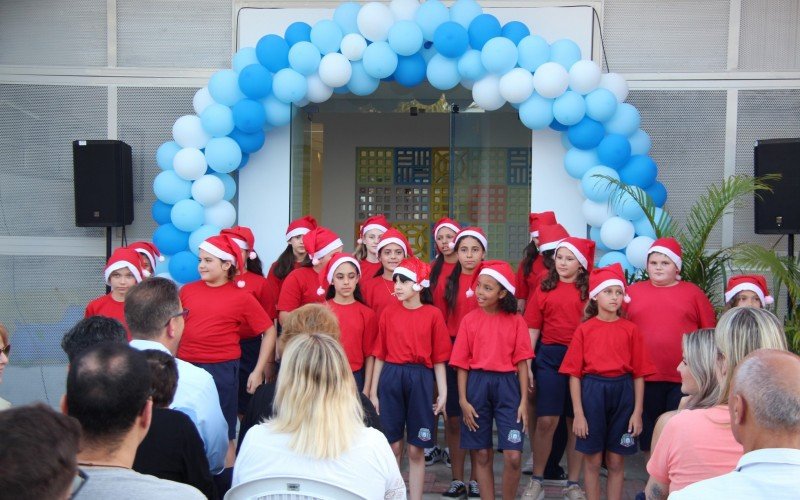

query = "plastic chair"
[224, 476, 367, 500]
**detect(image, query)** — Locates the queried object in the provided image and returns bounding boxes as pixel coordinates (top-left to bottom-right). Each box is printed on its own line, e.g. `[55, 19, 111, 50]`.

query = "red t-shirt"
[266, 260, 302, 309]
[178, 281, 271, 363]
[276, 266, 324, 313]
[445, 272, 479, 338]
[523, 280, 586, 346]
[559, 317, 656, 378]
[625, 280, 717, 383]
[327, 300, 378, 372]
[372, 304, 451, 368]
[238, 271, 277, 337]
[85, 293, 130, 340]
[431, 260, 457, 319]
[358, 259, 383, 280]
[516, 257, 546, 304]
[450, 308, 534, 373]
[361, 276, 397, 320]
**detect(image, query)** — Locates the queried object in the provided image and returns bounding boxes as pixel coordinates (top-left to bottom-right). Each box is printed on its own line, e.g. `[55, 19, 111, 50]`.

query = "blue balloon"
[468, 14, 501, 50]
[598, 251, 635, 274]
[589, 226, 611, 251]
[256, 34, 290, 72]
[564, 147, 600, 179]
[633, 216, 657, 239]
[450, 0, 483, 28]
[263, 95, 291, 127]
[170, 199, 205, 232]
[229, 128, 265, 154]
[238, 64, 273, 100]
[154, 170, 192, 204]
[395, 54, 427, 87]
[605, 103, 641, 136]
[210, 173, 236, 201]
[153, 223, 190, 256]
[288, 41, 321, 76]
[415, 0, 450, 41]
[388, 20, 424, 57]
[619, 155, 658, 189]
[597, 134, 632, 169]
[188, 224, 222, 257]
[151, 200, 174, 225]
[232, 99, 266, 134]
[518, 93, 554, 130]
[362, 42, 398, 79]
[568, 117, 605, 150]
[646, 181, 668, 208]
[550, 119, 569, 131]
[285, 22, 312, 46]
[552, 90, 586, 126]
[584, 88, 618, 122]
[518, 35, 550, 72]
[614, 189, 646, 221]
[549, 39, 582, 69]
[169, 250, 201, 283]
[205, 137, 242, 173]
[581, 166, 620, 203]
[208, 70, 245, 107]
[333, 2, 361, 35]
[457, 49, 486, 81]
[501, 21, 530, 44]
[232, 47, 258, 73]
[154, 256, 170, 276]
[237, 152, 250, 170]
[427, 54, 461, 90]
[434, 22, 469, 58]
[347, 61, 380, 96]
[333, 85, 350, 95]
[310, 20, 343, 55]
[272, 68, 308, 104]
[200, 103, 235, 137]
[156, 141, 181, 170]
[481, 37, 517, 74]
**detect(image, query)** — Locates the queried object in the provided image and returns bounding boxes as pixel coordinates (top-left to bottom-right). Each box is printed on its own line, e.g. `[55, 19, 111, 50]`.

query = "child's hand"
[573, 414, 589, 439]
[517, 404, 528, 434]
[433, 394, 447, 418]
[527, 367, 536, 395]
[370, 393, 380, 415]
[246, 370, 264, 394]
[461, 402, 479, 432]
[629, 413, 643, 437]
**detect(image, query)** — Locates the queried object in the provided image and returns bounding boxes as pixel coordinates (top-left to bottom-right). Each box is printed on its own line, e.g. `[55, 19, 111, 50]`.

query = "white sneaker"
[521, 478, 545, 500]
[562, 483, 587, 500]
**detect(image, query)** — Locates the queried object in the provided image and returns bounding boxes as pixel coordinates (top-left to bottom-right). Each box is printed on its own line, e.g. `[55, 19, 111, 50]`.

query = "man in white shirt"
[671, 349, 800, 499]
[125, 277, 228, 475]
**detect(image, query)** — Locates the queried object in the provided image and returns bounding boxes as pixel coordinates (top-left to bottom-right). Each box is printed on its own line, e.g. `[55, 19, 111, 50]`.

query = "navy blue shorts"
[576, 374, 637, 456]
[237, 336, 262, 414]
[195, 359, 239, 440]
[378, 363, 435, 448]
[353, 368, 365, 394]
[640, 381, 683, 451]
[460, 370, 525, 451]
[535, 344, 573, 418]
[445, 362, 461, 417]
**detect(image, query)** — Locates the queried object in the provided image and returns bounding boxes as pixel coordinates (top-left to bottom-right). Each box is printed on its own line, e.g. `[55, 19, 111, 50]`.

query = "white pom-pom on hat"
[466, 288, 475, 298]
[143, 269, 152, 278]
[249, 251, 257, 260]
[624, 295, 631, 303]
[412, 283, 422, 292]
[158, 255, 165, 262]
[448, 241, 456, 250]
[765, 295, 775, 305]
[317, 286, 326, 296]
[237, 280, 246, 288]
[312, 258, 320, 265]
[357, 238, 363, 245]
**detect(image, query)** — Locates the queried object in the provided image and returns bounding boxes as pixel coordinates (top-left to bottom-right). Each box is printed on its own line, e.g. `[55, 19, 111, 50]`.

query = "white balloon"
[357, 2, 395, 42]
[569, 60, 601, 95]
[582, 199, 615, 228]
[532, 62, 569, 99]
[599, 72, 629, 103]
[192, 87, 215, 115]
[340, 33, 367, 61]
[625, 236, 655, 269]
[306, 73, 334, 103]
[499, 68, 535, 104]
[172, 115, 211, 149]
[191, 174, 225, 206]
[600, 217, 636, 250]
[319, 53, 353, 88]
[472, 74, 506, 111]
[204, 200, 237, 229]
[172, 147, 207, 181]
[390, 0, 420, 21]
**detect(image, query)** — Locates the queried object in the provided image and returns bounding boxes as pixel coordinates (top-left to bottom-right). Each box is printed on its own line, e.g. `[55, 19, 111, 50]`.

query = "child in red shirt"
[559, 263, 655, 500]
[353, 214, 391, 279]
[360, 228, 411, 320]
[128, 241, 164, 276]
[724, 274, 773, 309]
[515, 212, 557, 313]
[85, 247, 146, 339]
[266, 215, 316, 306]
[451, 261, 534, 500]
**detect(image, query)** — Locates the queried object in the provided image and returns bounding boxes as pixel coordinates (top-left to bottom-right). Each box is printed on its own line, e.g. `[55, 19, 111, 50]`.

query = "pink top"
[647, 405, 743, 493]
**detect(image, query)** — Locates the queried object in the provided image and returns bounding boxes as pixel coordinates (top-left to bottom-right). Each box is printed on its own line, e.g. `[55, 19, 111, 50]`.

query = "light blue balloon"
[362, 42, 398, 79]
[581, 165, 620, 203]
[629, 129, 652, 155]
[272, 68, 308, 104]
[333, 2, 361, 35]
[288, 41, 321, 75]
[598, 251, 635, 274]
[450, 0, 483, 28]
[584, 88, 618, 122]
[232, 47, 259, 73]
[633, 215, 657, 239]
[153, 170, 192, 204]
[189, 224, 222, 256]
[348, 61, 380, 96]
[415, 0, 450, 40]
[310, 20, 343, 55]
[481, 37, 518, 74]
[549, 39, 582, 69]
[553, 90, 586, 126]
[200, 103, 235, 138]
[589, 226, 611, 251]
[561, 132, 574, 150]
[426, 54, 461, 91]
[208, 70, 245, 106]
[388, 20, 424, 56]
[210, 173, 237, 201]
[263, 95, 291, 127]
[153, 223, 190, 256]
[169, 250, 201, 284]
[517, 35, 550, 72]
[564, 147, 600, 179]
[457, 50, 486, 81]
[170, 199, 205, 232]
[605, 103, 641, 136]
[519, 93, 554, 130]
[204, 137, 242, 174]
[156, 141, 181, 171]
[613, 188, 646, 221]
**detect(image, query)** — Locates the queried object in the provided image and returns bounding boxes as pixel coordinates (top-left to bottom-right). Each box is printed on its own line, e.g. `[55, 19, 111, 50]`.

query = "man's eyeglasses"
[70, 468, 88, 498]
[165, 309, 190, 327]
[0, 344, 10, 357]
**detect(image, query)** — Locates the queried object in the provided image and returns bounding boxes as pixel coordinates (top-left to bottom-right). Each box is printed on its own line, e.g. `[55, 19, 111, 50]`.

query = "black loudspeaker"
[754, 138, 800, 234]
[73, 140, 134, 227]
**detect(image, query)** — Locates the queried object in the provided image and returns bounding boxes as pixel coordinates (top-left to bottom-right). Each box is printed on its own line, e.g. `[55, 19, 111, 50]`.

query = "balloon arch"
[151, 0, 668, 284]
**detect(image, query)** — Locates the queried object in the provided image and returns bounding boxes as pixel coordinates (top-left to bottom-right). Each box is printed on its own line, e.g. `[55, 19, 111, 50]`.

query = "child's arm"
[370, 358, 384, 414]
[570, 376, 588, 438]
[433, 362, 447, 417]
[247, 325, 277, 393]
[527, 328, 540, 394]
[362, 356, 375, 397]
[516, 360, 529, 434]
[629, 376, 644, 436]
[457, 367, 478, 431]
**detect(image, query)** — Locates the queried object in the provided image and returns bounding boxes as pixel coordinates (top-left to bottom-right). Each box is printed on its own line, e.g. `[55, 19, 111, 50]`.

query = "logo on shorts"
[507, 430, 522, 444]
[418, 428, 432, 442]
[620, 433, 635, 448]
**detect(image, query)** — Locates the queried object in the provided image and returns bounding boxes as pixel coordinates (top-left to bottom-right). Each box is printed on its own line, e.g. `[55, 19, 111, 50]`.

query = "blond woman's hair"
[715, 307, 787, 404]
[270, 333, 364, 459]
[682, 329, 721, 409]
[279, 303, 340, 351]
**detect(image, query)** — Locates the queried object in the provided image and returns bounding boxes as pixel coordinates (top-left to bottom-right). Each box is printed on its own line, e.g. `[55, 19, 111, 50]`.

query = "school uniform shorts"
[640, 381, 683, 451]
[195, 359, 239, 441]
[534, 343, 573, 417]
[460, 370, 525, 451]
[576, 374, 637, 456]
[378, 362, 435, 448]
[237, 336, 262, 414]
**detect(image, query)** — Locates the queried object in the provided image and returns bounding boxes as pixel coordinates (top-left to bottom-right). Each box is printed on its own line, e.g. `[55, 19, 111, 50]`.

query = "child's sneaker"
[467, 480, 480, 498]
[441, 480, 466, 498]
[443, 447, 451, 467]
[522, 456, 534, 475]
[425, 445, 441, 466]
[562, 483, 587, 500]
[521, 478, 545, 500]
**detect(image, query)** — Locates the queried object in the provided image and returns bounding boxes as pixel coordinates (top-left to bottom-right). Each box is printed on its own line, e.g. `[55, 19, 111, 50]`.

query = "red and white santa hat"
[393, 256, 430, 292]
[198, 234, 246, 288]
[303, 227, 344, 265]
[449, 226, 488, 252]
[285, 215, 318, 241]
[529, 211, 557, 238]
[376, 228, 413, 257]
[221, 226, 257, 260]
[648, 237, 682, 271]
[357, 215, 391, 244]
[466, 260, 516, 298]
[128, 241, 164, 271]
[317, 253, 361, 296]
[589, 263, 631, 303]
[537, 224, 570, 252]
[433, 217, 461, 238]
[725, 274, 773, 305]
[105, 247, 146, 284]
[555, 236, 596, 272]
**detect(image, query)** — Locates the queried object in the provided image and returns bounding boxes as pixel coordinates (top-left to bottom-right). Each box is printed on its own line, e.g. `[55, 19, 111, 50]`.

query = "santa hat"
[449, 226, 488, 252]
[285, 215, 318, 241]
[357, 215, 391, 244]
[198, 234, 246, 288]
[128, 241, 164, 271]
[433, 217, 461, 238]
[529, 211, 557, 238]
[466, 260, 516, 298]
[648, 237, 682, 271]
[589, 263, 631, 303]
[393, 256, 430, 292]
[376, 228, 413, 257]
[725, 274, 773, 305]
[105, 247, 146, 284]
[537, 224, 570, 252]
[555, 237, 596, 272]
[317, 253, 361, 296]
[303, 227, 343, 265]
[221, 226, 257, 260]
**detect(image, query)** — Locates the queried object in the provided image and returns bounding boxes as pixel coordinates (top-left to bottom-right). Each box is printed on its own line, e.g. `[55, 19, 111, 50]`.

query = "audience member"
[61, 316, 127, 363]
[0, 322, 10, 410]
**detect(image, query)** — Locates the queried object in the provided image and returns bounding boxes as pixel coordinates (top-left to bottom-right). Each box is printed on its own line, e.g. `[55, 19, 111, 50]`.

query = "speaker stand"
[105, 227, 112, 295]
[789, 234, 795, 320]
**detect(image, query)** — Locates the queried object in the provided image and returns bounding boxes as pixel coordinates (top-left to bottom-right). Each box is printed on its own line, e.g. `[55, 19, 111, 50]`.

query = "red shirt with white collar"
[85, 293, 130, 339]
[372, 303, 451, 368]
[327, 300, 378, 372]
[449, 308, 534, 373]
[523, 280, 586, 346]
[277, 266, 324, 313]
